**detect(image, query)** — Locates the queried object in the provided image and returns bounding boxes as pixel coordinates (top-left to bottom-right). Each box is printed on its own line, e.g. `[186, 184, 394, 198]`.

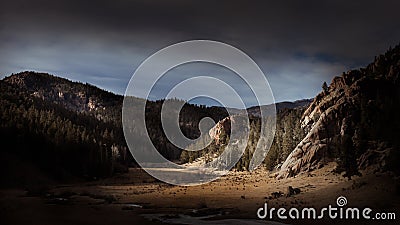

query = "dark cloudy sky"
[1, 0, 399, 107]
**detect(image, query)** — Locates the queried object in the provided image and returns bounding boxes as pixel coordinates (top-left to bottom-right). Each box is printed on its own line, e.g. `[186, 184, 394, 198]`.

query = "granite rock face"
[209, 116, 232, 145]
[278, 45, 400, 179]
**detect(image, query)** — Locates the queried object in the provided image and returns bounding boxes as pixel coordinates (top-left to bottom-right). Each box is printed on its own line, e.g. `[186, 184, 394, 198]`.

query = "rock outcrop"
[278, 45, 400, 178]
[209, 116, 232, 145]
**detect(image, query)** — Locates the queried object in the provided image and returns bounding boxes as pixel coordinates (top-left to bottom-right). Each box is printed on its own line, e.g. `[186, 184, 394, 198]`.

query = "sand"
[1, 162, 399, 225]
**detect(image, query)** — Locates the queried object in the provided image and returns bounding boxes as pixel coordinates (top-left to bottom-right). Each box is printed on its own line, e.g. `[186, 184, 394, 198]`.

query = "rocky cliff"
[209, 116, 232, 145]
[278, 45, 400, 178]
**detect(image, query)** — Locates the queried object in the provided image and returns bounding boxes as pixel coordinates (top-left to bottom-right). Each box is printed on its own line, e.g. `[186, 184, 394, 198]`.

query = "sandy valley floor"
[1, 163, 399, 225]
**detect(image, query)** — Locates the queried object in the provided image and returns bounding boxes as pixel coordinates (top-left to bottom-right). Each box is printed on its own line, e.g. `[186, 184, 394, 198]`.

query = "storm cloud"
[1, 0, 399, 107]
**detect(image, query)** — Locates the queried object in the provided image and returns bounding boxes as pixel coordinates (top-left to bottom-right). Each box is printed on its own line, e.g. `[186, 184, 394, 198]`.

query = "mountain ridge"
[3, 43, 399, 184]
[0, 70, 312, 182]
[3, 71, 312, 114]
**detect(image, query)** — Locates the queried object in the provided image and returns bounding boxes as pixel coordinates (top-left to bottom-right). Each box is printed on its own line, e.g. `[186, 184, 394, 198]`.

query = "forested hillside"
[0, 72, 228, 184]
[180, 106, 308, 171]
[180, 44, 400, 177]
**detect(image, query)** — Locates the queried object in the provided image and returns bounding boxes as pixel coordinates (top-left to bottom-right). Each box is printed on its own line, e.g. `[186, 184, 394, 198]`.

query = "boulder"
[285, 186, 301, 197]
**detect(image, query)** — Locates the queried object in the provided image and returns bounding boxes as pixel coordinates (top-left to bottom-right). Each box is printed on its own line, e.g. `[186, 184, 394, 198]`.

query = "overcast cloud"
[1, 0, 399, 107]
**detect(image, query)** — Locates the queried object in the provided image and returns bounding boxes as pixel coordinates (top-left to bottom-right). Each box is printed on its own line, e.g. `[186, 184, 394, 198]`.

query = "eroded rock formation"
[278, 45, 400, 178]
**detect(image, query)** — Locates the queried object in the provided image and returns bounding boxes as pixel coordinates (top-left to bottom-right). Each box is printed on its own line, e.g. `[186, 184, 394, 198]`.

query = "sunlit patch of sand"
[1, 163, 399, 224]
